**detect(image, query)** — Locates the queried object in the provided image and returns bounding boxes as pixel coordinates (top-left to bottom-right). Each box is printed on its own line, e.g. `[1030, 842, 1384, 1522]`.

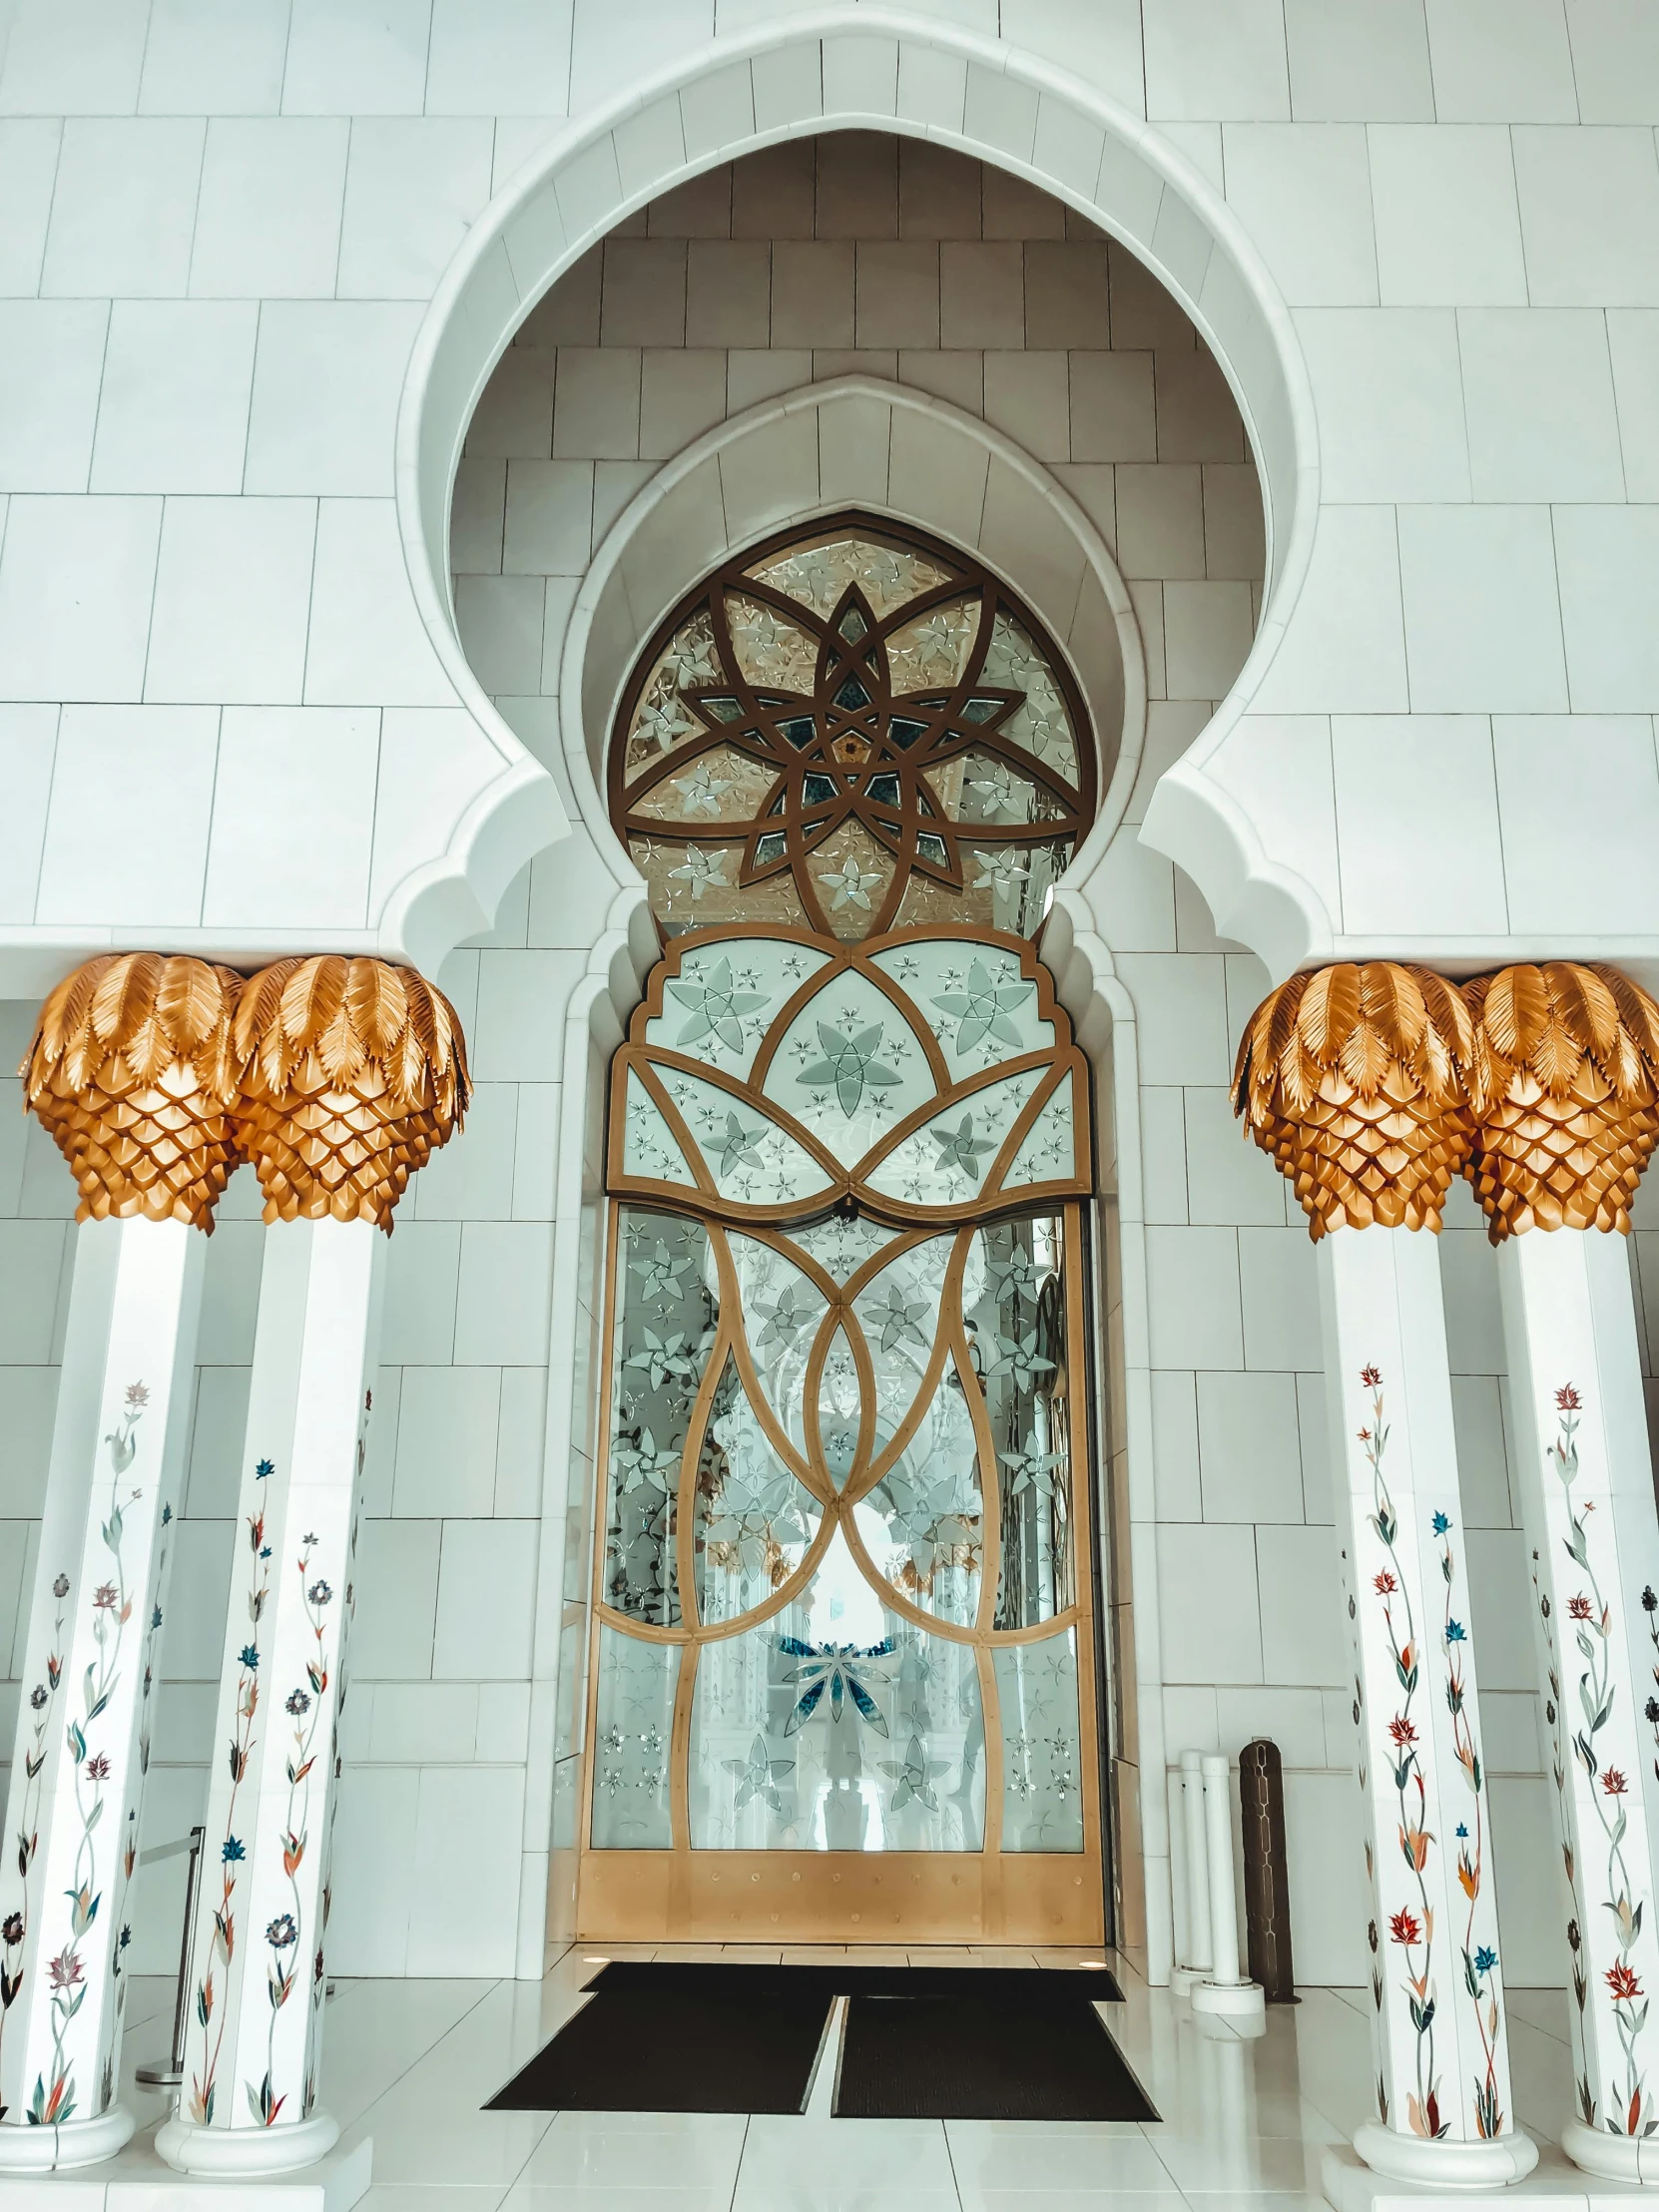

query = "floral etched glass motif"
[588, 515, 1106, 1941]
[611, 514, 1096, 941]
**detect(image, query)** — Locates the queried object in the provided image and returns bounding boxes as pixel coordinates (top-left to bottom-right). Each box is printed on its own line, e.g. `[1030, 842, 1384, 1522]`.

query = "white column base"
[1192, 1978, 1266, 2024]
[1351, 2122, 1539, 2190]
[1170, 1964, 1203, 1996]
[156, 2109, 340, 2176]
[1559, 2117, 1659, 2185]
[0, 2106, 135, 2172]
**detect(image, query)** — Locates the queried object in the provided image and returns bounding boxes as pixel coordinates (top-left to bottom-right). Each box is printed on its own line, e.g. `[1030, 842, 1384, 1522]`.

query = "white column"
[0, 1219, 204, 2171]
[1320, 1229, 1535, 2186]
[157, 1219, 385, 2179]
[1191, 1755, 1264, 2024]
[1170, 1749, 1211, 1994]
[1498, 1228, 1659, 2181]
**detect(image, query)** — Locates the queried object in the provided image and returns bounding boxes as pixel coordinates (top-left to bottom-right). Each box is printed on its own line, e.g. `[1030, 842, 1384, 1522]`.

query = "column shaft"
[0, 1219, 204, 2167]
[1319, 1229, 1531, 2182]
[1498, 1228, 1659, 2179]
[161, 1218, 384, 2176]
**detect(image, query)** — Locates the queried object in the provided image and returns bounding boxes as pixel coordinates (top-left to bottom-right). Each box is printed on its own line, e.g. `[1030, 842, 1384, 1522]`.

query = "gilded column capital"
[1232, 961, 1475, 1239]
[1464, 961, 1659, 1241]
[230, 955, 468, 1231]
[21, 952, 243, 1231]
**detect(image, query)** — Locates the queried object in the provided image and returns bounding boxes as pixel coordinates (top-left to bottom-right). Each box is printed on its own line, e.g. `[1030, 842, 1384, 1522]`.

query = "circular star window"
[609, 512, 1098, 941]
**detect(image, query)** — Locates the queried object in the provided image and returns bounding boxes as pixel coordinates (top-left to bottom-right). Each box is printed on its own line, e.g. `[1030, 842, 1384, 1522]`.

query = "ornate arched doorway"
[577, 515, 1110, 1942]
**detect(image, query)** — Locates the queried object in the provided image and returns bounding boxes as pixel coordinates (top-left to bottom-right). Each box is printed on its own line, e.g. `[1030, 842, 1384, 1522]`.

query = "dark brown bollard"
[1240, 1739, 1298, 2003]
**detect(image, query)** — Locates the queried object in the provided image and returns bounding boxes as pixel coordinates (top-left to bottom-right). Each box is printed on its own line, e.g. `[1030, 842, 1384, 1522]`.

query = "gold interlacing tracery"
[580, 515, 1108, 1942]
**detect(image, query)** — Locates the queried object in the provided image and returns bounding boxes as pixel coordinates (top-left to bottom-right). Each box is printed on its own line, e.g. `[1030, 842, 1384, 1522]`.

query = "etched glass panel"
[688, 1527, 985, 1851]
[783, 1212, 902, 1286]
[863, 1347, 983, 1629]
[692, 1355, 823, 1627]
[993, 1629, 1085, 1852]
[850, 1232, 953, 1444]
[603, 1210, 719, 1624]
[612, 518, 1097, 940]
[654, 1069, 835, 1207]
[969, 1214, 1074, 1630]
[766, 967, 935, 1157]
[620, 1072, 696, 1187]
[727, 1233, 828, 1440]
[644, 938, 831, 1077]
[869, 939, 1052, 1076]
[864, 1067, 1045, 1206]
[592, 1627, 680, 1848]
[1004, 1073, 1078, 1191]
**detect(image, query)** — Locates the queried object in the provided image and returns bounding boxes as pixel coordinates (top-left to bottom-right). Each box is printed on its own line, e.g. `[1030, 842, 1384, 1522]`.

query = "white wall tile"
[1567, 0, 1659, 123]
[282, 0, 431, 115]
[305, 497, 457, 706]
[1145, 1226, 1244, 1371]
[453, 1221, 554, 1367]
[1425, 0, 1579, 120]
[328, 1767, 418, 1972]
[1555, 505, 1659, 712]
[465, 348, 554, 459]
[0, 493, 161, 703]
[1396, 503, 1569, 712]
[412, 1084, 519, 1222]
[36, 705, 217, 927]
[1333, 714, 1508, 932]
[1450, 1373, 1514, 1530]
[394, 1366, 502, 1517]
[1513, 126, 1659, 305]
[425, 0, 573, 116]
[1144, 0, 1291, 120]
[1163, 582, 1257, 700]
[1440, 1225, 1509, 1373]
[0, 706, 56, 925]
[1296, 307, 1468, 501]
[1458, 306, 1624, 500]
[246, 300, 421, 496]
[380, 1222, 461, 1366]
[352, 1520, 442, 1681]
[1222, 125, 1379, 304]
[0, 0, 149, 115]
[1493, 714, 1659, 932]
[1253, 505, 1408, 713]
[1237, 1227, 1321, 1370]
[91, 300, 258, 494]
[1001, 0, 1145, 111]
[1197, 1370, 1305, 1521]
[407, 1763, 523, 1972]
[455, 574, 545, 695]
[0, 300, 109, 492]
[1369, 124, 1529, 304]
[140, 0, 290, 116]
[552, 347, 642, 461]
[1258, 1523, 1346, 1685]
[1114, 954, 1230, 1085]
[42, 119, 204, 297]
[432, 1519, 539, 1679]
[337, 119, 495, 300]
[202, 705, 378, 927]
[639, 349, 728, 462]
[1608, 312, 1659, 499]
[146, 494, 315, 704]
[1284, 0, 1434, 121]
[1155, 1521, 1262, 1682]
[1183, 1085, 1288, 1227]
[191, 118, 348, 297]
[369, 705, 506, 922]
[0, 121, 63, 293]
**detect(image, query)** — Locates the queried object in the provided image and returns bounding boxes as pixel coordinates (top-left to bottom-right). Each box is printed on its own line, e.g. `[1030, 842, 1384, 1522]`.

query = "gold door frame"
[575, 927, 1109, 1946]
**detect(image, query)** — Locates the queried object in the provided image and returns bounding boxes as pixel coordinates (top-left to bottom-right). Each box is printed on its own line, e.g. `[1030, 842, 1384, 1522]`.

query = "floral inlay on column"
[161, 957, 465, 2182]
[1467, 960, 1659, 2182]
[0, 952, 236, 2170]
[1237, 960, 1535, 2187]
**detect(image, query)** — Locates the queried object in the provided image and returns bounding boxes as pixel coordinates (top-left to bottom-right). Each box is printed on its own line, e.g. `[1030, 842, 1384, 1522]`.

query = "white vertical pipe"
[1192, 1755, 1264, 2023]
[1171, 1749, 1210, 1993]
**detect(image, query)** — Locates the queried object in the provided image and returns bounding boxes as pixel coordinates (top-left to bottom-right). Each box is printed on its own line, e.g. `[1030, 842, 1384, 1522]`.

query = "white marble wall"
[4, 0, 1659, 1988]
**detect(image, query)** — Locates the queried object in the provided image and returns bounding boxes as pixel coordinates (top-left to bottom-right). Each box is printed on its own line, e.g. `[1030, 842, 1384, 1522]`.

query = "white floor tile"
[518, 2112, 749, 2189]
[948, 2122, 1181, 2193]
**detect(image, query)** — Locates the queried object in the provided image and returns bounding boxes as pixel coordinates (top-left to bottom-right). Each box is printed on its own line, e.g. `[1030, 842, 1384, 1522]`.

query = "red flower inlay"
[1608, 1963, 1643, 2001]
[1374, 1571, 1397, 1595]
[1387, 1716, 1417, 1747]
[1556, 1384, 1581, 1410]
[1603, 1768, 1629, 1797]
[1388, 1910, 1421, 1946]
[1568, 1595, 1594, 1621]
[1361, 1367, 1382, 1388]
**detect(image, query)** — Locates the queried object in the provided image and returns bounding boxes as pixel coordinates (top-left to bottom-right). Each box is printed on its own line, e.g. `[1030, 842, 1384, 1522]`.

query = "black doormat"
[487, 1961, 1138, 2118]
[486, 1967, 833, 2113]
[835, 1985, 1157, 2121]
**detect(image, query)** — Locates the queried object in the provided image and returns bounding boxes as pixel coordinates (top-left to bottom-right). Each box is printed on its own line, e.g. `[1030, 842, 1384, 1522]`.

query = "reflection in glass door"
[575, 928, 1107, 1943]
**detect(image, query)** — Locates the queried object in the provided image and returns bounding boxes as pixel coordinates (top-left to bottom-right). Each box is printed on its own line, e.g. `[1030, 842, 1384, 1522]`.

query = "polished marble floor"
[103, 1946, 1581, 2212]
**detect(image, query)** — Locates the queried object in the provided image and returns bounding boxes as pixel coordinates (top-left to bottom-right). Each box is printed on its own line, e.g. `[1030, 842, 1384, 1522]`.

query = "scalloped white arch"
[393, 4, 1325, 986]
